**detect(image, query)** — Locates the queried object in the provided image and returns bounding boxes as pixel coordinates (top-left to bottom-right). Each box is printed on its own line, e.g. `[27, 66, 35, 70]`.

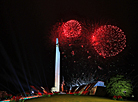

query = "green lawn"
[25, 94, 137, 102]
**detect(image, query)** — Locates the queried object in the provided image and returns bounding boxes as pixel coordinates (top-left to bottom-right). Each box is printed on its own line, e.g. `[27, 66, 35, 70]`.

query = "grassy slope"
[25, 95, 137, 102]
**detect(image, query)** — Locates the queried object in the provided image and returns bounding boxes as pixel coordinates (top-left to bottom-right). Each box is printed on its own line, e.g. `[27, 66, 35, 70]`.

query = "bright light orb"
[63, 20, 82, 38]
[92, 25, 126, 58]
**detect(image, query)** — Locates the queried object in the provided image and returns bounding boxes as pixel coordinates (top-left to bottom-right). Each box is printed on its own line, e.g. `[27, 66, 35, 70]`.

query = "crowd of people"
[0, 85, 69, 101]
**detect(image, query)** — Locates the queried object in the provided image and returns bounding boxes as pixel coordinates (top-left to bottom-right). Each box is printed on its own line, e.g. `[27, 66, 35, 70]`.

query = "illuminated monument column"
[51, 38, 60, 92]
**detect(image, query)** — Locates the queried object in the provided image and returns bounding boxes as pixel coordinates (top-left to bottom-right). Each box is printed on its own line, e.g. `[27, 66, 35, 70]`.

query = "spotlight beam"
[0, 83, 15, 95]
[1, 67, 21, 92]
[0, 42, 26, 96]
[11, 33, 30, 91]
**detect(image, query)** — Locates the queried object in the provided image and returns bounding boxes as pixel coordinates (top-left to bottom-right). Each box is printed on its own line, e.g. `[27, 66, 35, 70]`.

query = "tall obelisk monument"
[51, 38, 60, 92]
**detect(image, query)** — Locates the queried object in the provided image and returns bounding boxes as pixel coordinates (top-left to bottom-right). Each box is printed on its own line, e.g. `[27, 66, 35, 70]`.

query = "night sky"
[0, 0, 138, 95]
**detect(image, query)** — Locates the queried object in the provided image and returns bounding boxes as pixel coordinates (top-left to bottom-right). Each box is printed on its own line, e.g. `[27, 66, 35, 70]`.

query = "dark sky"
[0, 0, 138, 95]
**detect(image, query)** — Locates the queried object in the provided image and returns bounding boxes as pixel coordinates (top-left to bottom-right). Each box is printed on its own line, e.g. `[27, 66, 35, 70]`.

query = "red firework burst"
[49, 19, 83, 49]
[91, 25, 126, 58]
[62, 20, 82, 38]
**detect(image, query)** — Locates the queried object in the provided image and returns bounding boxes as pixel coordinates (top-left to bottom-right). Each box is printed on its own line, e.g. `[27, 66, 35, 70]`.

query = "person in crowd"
[43, 89, 47, 95]
[30, 89, 34, 96]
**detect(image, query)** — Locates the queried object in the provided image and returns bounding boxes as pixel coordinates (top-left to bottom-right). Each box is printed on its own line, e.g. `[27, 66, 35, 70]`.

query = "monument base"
[51, 87, 60, 93]
[60, 92, 66, 94]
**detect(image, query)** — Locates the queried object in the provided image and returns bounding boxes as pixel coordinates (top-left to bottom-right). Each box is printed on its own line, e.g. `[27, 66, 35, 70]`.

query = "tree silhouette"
[105, 74, 133, 97]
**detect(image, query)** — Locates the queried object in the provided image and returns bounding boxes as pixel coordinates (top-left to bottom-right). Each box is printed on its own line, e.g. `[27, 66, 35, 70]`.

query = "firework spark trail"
[98, 66, 103, 70]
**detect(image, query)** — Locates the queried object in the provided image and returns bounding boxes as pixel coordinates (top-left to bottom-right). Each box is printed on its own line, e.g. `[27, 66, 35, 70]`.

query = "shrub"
[10, 96, 22, 102]
[42, 95, 47, 97]
[105, 75, 133, 97]
[118, 98, 123, 101]
[78, 93, 81, 96]
[113, 95, 117, 100]
[53, 92, 60, 95]
[48, 94, 51, 97]
[10, 100, 16, 102]
[74, 92, 80, 95]
[118, 95, 123, 101]
[25, 92, 30, 96]
[4, 95, 8, 99]
[8, 94, 13, 99]
[69, 92, 73, 94]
